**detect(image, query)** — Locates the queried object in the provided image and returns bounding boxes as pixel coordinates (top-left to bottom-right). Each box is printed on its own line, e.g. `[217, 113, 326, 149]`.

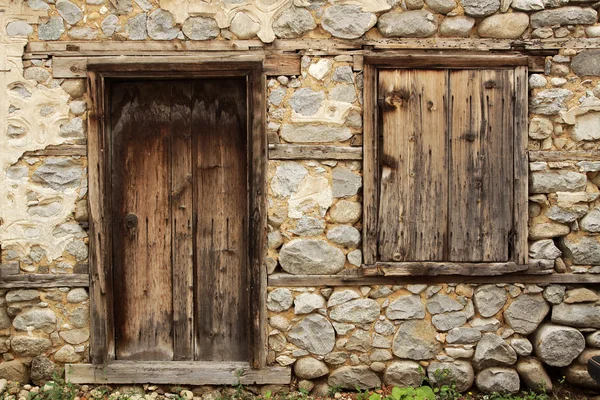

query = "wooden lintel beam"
[269, 144, 363, 160]
[268, 273, 600, 286]
[529, 150, 600, 162]
[23, 145, 87, 157]
[66, 362, 291, 385]
[0, 274, 90, 288]
[366, 261, 528, 276]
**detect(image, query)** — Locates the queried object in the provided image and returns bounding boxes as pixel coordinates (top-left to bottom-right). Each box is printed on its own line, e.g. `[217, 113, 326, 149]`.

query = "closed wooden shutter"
[377, 69, 515, 263]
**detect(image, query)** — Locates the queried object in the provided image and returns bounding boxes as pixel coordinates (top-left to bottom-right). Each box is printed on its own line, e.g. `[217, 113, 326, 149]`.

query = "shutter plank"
[111, 81, 174, 360]
[171, 83, 194, 360]
[449, 70, 514, 261]
[378, 70, 448, 262]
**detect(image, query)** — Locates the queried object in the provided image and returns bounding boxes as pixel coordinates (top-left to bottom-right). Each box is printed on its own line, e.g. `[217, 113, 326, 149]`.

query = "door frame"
[86, 59, 267, 369]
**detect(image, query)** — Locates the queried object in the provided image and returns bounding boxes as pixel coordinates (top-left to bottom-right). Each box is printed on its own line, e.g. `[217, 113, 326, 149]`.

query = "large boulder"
[516, 358, 552, 393]
[377, 10, 437, 38]
[383, 361, 425, 388]
[294, 357, 328, 379]
[533, 323, 585, 367]
[328, 366, 381, 389]
[30, 356, 60, 386]
[428, 361, 474, 392]
[11, 336, 52, 357]
[504, 295, 550, 335]
[279, 239, 345, 275]
[385, 295, 425, 320]
[288, 314, 336, 355]
[392, 320, 441, 360]
[321, 5, 376, 39]
[329, 299, 380, 324]
[473, 334, 517, 370]
[474, 285, 507, 317]
[13, 308, 57, 333]
[571, 50, 600, 77]
[0, 360, 29, 382]
[560, 235, 600, 265]
[476, 368, 520, 394]
[552, 302, 600, 328]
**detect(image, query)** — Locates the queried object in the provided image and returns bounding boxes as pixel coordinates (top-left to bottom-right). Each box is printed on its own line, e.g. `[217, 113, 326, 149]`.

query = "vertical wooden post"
[513, 65, 529, 265]
[362, 64, 378, 266]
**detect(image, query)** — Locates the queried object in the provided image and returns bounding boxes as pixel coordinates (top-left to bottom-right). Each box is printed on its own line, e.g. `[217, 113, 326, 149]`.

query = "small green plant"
[263, 390, 273, 400]
[27, 371, 79, 400]
[356, 386, 371, 400]
[327, 385, 342, 397]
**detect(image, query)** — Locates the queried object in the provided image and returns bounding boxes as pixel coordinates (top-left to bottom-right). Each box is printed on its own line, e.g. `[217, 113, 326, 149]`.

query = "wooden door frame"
[86, 59, 267, 369]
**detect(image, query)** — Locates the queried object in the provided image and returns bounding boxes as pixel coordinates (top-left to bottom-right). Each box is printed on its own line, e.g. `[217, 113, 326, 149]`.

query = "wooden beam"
[268, 144, 362, 160]
[529, 150, 600, 162]
[66, 362, 291, 385]
[264, 54, 300, 76]
[268, 273, 600, 286]
[362, 63, 378, 265]
[0, 274, 89, 288]
[0, 263, 20, 276]
[365, 262, 528, 276]
[23, 145, 87, 157]
[366, 54, 529, 69]
[513, 65, 529, 265]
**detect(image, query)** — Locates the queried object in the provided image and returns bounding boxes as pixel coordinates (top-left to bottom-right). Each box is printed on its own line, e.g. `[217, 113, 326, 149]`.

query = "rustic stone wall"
[1, 0, 600, 392]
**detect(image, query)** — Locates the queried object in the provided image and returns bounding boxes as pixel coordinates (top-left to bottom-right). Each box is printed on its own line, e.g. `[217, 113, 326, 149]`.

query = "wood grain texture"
[513, 66, 528, 265]
[362, 64, 378, 265]
[369, 262, 527, 276]
[529, 150, 600, 161]
[66, 362, 291, 385]
[0, 274, 89, 288]
[448, 69, 514, 262]
[269, 144, 362, 160]
[193, 79, 249, 362]
[111, 81, 174, 361]
[378, 69, 448, 262]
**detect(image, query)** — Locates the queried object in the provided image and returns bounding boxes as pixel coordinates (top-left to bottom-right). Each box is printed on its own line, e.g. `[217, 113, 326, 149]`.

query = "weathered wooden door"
[110, 79, 249, 361]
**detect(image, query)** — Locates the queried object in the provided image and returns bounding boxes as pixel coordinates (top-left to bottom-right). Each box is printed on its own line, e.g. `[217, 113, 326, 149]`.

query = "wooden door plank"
[193, 79, 249, 361]
[448, 70, 514, 262]
[377, 69, 448, 262]
[362, 64, 378, 265]
[170, 82, 194, 360]
[111, 81, 174, 360]
[513, 66, 528, 265]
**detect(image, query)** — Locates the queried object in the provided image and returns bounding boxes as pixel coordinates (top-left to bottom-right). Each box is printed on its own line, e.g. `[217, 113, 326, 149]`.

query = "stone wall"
[0, 0, 600, 392]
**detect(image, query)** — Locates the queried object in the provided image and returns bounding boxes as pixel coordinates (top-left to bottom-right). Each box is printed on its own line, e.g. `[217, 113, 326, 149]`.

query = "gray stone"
[516, 358, 552, 393]
[289, 88, 325, 116]
[113, 0, 132, 14]
[0, 308, 11, 329]
[11, 336, 52, 356]
[478, 13, 529, 39]
[476, 368, 520, 394]
[267, 288, 293, 312]
[374, 319, 395, 336]
[38, 17, 65, 41]
[271, 162, 307, 198]
[327, 290, 361, 308]
[61, 79, 86, 98]
[573, 50, 600, 77]
[386, 295, 425, 320]
[67, 27, 99, 39]
[547, 205, 587, 224]
[473, 334, 517, 370]
[321, 5, 376, 39]
[229, 12, 259, 39]
[392, 320, 441, 360]
[30, 356, 58, 386]
[346, 329, 371, 352]
[512, 0, 544, 10]
[588, 331, 600, 347]
[427, 294, 464, 315]
[531, 7, 597, 28]
[272, 7, 315, 39]
[56, 0, 83, 24]
[332, 322, 355, 335]
[330, 299, 380, 323]
[564, 288, 598, 303]
[529, 117, 553, 140]
[127, 13, 148, 40]
[134, 0, 152, 11]
[425, 0, 456, 13]
[6, 289, 39, 302]
[581, 208, 600, 232]
[54, 344, 80, 363]
[294, 357, 328, 379]
[529, 74, 547, 89]
[330, 85, 357, 104]
[378, 10, 438, 38]
[460, 0, 500, 17]
[474, 285, 507, 318]
[182, 17, 219, 40]
[0, 361, 29, 383]
[24, 67, 50, 83]
[69, 306, 88, 328]
[325, 352, 350, 365]
[504, 294, 549, 335]
[439, 16, 475, 37]
[294, 293, 325, 314]
[561, 235, 600, 265]
[13, 308, 56, 333]
[291, 216, 324, 236]
[543, 285, 565, 305]
[428, 361, 474, 392]
[510, 338, 533, 356]
[67, 288, 88, 303]
[332, 66, 354, 84]
[269, 87, 286, 106]
[69, 100, 87, 116]
[530, 171, 586, 193]
[563, 364, 600, 390]
[529, 89, 574, 115]
[432, 311, 467, 332]
[332, 166, 361, 198]
[446, 327, 482, 344]
[406, 0, 424, 9]
[60, 117, 85, 138]
[533, 323, 585, 366]
[99, 15, 117, 36]
[6, 21, 33, 36]
[59, 328, 89, 344]
[289, 314, 335, 355]
[267, 231, 283, 249]
[328, 366, 381, 389]
[326, 225, 360, 248]
[147, 9, 179, 40]
[529, 222, 570, 240]
[279, 239, 345, 275]
[66, 240, 88, 261]
[28, 0, 50, 10]
[330, 200, 361, 224]
[552, 302, 600, 328]
[383, 361, 425, 388]
[529, 239, 561, 259]
[407, 284, 428, 294]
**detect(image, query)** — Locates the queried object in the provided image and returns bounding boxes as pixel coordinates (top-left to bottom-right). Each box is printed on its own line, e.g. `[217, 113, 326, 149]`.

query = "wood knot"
[484, 80, 497, 89]
[464, 131, 477, 141]
[384, 89, 411, 109]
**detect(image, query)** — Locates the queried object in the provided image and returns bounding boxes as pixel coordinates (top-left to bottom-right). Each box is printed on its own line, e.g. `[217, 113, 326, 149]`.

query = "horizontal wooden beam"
[268, 273, 600, 286]
[269, 144, 362, 160]
[529, 150, 600, 162]
[66, 362, 291, 385]
[23, 145, 87, 157]
[0, 274, 89, 288]
[365, 261, 528, 276]
[365, 54, 529, 69]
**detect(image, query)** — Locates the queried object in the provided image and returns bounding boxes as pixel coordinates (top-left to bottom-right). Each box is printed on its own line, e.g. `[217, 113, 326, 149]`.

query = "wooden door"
[110, 79, 249, 362]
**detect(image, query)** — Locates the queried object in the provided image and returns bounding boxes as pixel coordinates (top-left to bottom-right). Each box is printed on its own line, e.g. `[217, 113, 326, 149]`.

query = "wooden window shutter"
[377, 68, 517, 263]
